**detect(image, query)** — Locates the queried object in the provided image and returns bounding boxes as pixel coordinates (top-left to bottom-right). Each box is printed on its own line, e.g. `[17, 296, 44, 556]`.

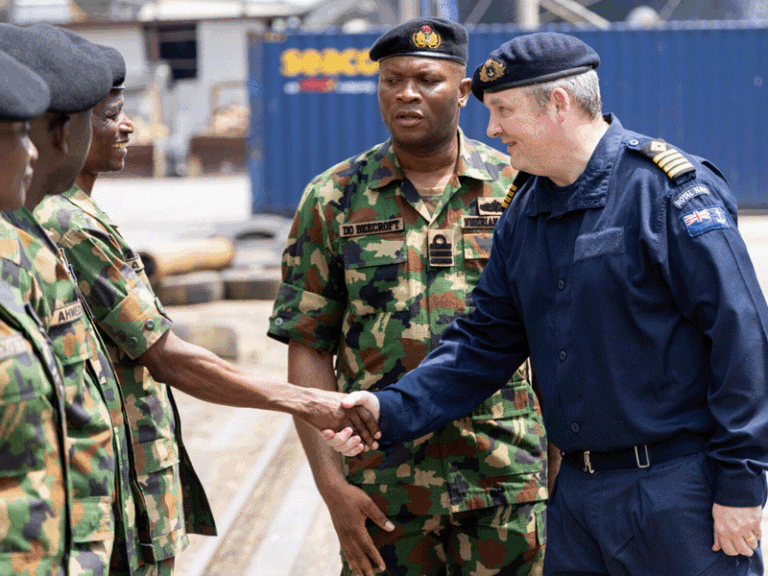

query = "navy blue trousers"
[544, 451, 764, 576]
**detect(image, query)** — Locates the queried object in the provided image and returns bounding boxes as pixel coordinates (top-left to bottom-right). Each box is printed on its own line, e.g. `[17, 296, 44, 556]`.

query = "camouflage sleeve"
[41, 212, 170, 360]
[268, 178, 346, 352]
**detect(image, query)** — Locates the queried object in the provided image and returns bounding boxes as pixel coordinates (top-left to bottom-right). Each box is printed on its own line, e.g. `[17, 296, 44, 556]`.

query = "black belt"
[562, 432, 710, 474]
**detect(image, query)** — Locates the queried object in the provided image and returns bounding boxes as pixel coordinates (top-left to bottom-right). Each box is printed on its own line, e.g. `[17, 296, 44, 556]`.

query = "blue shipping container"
[249, 22, 768, 214]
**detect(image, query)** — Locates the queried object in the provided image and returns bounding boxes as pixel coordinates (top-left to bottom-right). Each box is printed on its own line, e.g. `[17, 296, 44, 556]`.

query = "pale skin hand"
[712, 503, 762, 556]
[321, 391, 381, 457]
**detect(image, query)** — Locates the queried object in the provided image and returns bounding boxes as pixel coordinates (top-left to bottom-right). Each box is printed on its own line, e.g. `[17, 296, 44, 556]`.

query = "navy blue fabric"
[376, 114, 768, 508]
[544, 452, 764, 575]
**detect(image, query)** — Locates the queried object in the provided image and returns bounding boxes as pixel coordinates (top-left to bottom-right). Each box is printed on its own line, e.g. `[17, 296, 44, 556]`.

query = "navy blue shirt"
[376, 115, 768, 507]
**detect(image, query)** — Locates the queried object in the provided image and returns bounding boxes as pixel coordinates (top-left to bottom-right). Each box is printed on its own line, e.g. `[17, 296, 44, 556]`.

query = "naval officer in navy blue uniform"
[325, 32, 768, 576]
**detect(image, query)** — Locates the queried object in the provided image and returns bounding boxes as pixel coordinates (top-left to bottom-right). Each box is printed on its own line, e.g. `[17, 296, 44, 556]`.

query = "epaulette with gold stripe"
[501, 171, 531, 210]
[638, 139, 695, 181]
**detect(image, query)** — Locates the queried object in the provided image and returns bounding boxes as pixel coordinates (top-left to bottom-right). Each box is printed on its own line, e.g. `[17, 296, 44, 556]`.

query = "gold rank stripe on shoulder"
[49, 301, 84, 327]
[339, 217, 404, 238]
[641, 139, 696, 180]
[0, 333, 31, 362]
[501, 183, 517, 210]
[652, 148, 695, 179]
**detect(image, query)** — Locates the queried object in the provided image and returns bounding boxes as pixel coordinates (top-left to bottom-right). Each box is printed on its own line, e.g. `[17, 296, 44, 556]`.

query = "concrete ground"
[95, 174, 768, 574]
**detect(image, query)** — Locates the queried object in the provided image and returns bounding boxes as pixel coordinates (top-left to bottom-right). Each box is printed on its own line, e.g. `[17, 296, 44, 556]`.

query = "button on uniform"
[558, 279, 565, 290]
[571, 422, 580, 433]
[559, 350, 567, 361]
[144, 319, 154, 330]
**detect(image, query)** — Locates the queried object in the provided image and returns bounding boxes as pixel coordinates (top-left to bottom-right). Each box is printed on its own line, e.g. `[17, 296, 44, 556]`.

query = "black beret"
[58, 27, 126, 90]
[98, 45, 126, 89]
[370, 18, 468, 65]
[471, 32, 600, 102]
[0, 23, 112, 114]
[0, 50, 50, 121]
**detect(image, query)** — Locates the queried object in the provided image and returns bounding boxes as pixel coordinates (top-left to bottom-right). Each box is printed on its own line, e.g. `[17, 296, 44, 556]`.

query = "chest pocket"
[0, 328, 56, 476]
[342, 234, 407, 318]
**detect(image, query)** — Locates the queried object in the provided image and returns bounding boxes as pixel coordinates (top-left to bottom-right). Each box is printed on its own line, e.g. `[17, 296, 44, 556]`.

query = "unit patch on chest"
[340, 217, 404, 238]
[477, 198, 504, 215]
[428, 229, 455, 267]
[49, 301, 84, 327]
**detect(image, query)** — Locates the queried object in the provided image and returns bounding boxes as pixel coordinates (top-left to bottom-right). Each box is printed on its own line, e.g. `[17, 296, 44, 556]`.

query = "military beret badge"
[412, 25, 441, 50]
[479, 59, 505, 83]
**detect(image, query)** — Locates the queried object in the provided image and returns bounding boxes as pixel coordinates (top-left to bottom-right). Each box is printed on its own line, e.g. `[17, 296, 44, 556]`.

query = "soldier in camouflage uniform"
[33, 41, 382, 576]
[269, 18, 548, 576]
[0, 23, 152, 576]
[0, 48, 72, 576]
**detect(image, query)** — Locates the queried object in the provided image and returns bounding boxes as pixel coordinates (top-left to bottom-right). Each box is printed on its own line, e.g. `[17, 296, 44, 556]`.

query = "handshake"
[300, 388, 380, 455]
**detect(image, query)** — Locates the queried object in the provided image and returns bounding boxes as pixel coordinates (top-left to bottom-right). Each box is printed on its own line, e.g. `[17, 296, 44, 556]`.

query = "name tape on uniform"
[461, 215, 499, 229]
[340, 217, 404, 238]
[49, 301, 84, 327]
[0, 333, 31, 362]
[126, 255, 145, 273]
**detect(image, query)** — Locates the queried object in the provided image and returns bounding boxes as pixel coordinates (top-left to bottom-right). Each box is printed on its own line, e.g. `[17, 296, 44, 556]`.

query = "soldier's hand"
[712, 503, 762, 556]
[323, 481, 394, 576]
[299, 389, 380, 450]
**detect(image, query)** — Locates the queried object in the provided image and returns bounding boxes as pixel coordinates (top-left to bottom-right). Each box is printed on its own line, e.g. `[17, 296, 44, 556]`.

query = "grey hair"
[523, 69, 602, 119]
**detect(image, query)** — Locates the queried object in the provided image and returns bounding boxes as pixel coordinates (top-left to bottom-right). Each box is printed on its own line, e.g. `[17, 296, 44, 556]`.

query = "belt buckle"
[634, 445, 651, 468]
[583, 450, 594, 474]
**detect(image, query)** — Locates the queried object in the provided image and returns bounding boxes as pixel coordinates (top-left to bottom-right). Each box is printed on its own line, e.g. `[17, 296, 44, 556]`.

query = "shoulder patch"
[639, 139, 695, 181]
[673, 184, 710, 209]
[681, 205, 731, 237]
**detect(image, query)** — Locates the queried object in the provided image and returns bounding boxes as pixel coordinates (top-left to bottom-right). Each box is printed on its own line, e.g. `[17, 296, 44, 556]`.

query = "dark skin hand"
[139, 330, 381, 446]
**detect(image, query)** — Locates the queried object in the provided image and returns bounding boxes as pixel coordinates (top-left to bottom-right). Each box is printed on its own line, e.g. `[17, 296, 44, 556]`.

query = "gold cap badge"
[412, 25, 441, 50]
[479, 59, 506, 83]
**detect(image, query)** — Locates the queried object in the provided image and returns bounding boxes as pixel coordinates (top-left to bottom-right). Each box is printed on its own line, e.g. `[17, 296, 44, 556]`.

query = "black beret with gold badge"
[369, 17, 468, 65]
[471, 32, 600, 102]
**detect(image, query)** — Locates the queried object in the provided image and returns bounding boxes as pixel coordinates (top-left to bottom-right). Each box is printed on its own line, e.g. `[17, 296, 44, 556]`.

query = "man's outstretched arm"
[139, 329, 380, 447]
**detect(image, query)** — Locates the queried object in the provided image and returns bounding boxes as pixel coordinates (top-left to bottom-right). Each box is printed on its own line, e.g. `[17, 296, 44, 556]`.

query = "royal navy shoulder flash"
[501, 172, 531, 210]
[636, 139, 695, 182]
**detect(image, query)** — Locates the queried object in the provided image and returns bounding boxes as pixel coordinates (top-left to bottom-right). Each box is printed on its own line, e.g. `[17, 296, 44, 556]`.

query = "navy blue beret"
[0, 23, 112, 114]
[0, 50, 50, 121]
[370, 18, 468, 65]
[471, 32, 600, 102]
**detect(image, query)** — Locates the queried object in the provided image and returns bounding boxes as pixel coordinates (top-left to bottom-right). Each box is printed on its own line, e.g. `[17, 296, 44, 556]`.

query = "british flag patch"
[681, 205, 731, 237]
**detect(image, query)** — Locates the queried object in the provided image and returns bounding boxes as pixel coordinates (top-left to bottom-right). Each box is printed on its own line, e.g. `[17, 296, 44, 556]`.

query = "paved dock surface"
[95, 175, 768, 575]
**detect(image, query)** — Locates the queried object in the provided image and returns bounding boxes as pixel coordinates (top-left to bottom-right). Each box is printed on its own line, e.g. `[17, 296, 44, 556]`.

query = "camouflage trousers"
[110, 557, 175, 576]
[342, 500, 546, 576]
[70, 540, 114, 576]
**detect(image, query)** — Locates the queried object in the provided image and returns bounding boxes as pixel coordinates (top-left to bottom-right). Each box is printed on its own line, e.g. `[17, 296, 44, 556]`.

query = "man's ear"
[458, 77, 472, 108]
[551, 88, 571, 118]
[49, 114, 70, 155]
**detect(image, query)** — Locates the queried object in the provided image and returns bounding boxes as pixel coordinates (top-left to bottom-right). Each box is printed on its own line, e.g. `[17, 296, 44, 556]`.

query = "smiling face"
[0, 121, 37, 211]
[484, 86, 561, 177]
[81, 89, 134, 176]
[378, 56, 470, 154]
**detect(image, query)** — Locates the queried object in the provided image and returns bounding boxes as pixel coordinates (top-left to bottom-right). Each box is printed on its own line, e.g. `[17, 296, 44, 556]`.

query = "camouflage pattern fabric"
[36, 186, 216, 565]
[0, 211, 140, 575]
[342, 500, 547, 576]
[269, 131, 548, 517]
[0, 279, 71, 576]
